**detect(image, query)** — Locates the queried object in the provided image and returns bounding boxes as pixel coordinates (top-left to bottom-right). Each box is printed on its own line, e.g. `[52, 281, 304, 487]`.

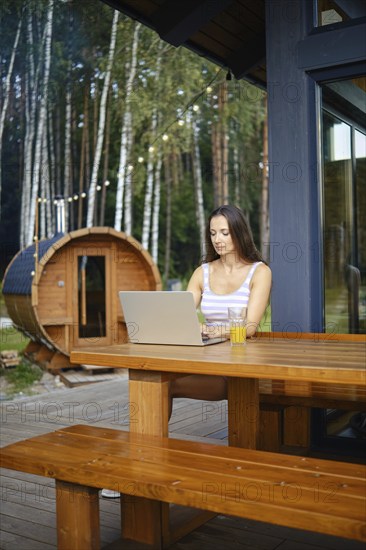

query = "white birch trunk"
[141, 43, 163, 249]
[27, 0, 54, 246]
[0, 14, 22, 215]
[151, 150, 162, 264]
[114, 22, 140, 233]
[22, 5, 40, 247]
[48, 109, 56, 234]
[40, 128, 47, 239]
[123, 124, 133, 234]
[141, 109, 158, 249]
[64, 88, 72, 231]
[192, 119, 206, 258]
[163, 155, 172, 283]
[86, 10, 119, 228]
[21, 71, 32, 249]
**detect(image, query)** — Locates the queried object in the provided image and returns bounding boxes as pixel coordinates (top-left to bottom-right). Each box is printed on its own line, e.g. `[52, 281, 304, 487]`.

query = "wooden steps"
[59, 367, 127, 388]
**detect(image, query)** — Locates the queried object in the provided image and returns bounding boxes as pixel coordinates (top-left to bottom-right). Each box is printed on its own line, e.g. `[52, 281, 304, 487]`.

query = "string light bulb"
[162, 134, 169, 141]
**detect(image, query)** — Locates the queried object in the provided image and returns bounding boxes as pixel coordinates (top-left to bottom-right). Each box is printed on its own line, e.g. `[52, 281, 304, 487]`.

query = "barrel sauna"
[2, 227, 161, 366]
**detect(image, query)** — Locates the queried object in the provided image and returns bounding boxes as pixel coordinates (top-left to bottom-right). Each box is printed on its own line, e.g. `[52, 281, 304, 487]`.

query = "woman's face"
[209, 215, 235, 256]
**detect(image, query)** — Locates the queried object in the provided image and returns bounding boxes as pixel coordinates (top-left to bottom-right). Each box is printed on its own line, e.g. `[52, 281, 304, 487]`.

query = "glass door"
[73, 249, 111, 346]
[322, 79, 366, 334]
[312, 76, 366, 457]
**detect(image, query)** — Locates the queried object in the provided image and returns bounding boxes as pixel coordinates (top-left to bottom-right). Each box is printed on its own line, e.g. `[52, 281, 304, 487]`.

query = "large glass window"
[322, 78, 366, 334]
[317, 0, 366, 27]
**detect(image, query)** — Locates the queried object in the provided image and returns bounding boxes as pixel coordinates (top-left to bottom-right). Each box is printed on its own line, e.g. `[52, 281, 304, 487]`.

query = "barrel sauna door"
[72, 248, 112, 347]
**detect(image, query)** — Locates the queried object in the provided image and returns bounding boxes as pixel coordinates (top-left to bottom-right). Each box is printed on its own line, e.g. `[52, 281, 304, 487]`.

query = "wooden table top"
[71, 334, 366, 386]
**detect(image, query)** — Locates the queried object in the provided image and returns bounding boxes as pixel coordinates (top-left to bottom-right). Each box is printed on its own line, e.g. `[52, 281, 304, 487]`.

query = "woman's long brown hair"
[203, 204, 264, 264]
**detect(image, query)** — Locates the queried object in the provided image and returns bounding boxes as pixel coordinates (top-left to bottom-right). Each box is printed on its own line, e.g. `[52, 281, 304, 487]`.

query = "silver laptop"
[118, 291, 227, 346]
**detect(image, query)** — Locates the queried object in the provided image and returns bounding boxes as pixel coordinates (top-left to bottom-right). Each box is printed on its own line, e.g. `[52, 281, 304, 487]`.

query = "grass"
[0, 324, 30, 353]
[1, 280, 35, 396]
[1, 359, 43, 397]
[1, 280, 30, 353]
[0, 328, 36, 397]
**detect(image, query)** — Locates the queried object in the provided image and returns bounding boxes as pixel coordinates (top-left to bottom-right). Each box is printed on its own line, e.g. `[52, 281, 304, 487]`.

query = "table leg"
[128, 371, 170, 436]
[56, 480, 100, 550]
[121, 371, 171, 548]
[227, 377, 259, 448]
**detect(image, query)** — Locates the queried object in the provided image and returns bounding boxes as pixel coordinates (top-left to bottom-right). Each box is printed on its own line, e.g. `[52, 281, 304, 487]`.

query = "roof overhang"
[101, 0, 267, 87]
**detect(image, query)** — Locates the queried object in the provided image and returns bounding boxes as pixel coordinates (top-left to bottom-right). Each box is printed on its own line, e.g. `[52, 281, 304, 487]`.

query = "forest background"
[0, 0, 269, 286]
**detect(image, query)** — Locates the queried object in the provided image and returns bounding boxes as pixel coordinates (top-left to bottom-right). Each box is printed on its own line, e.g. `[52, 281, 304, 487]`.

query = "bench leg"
[56, 480, 100, 550]
[121, 495, 163, 548]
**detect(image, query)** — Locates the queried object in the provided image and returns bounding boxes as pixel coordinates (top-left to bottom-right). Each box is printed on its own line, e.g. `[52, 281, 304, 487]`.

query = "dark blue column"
[265, 0, 323, 333]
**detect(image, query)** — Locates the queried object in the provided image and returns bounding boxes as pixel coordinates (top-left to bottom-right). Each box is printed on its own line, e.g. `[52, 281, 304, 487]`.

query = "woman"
[169, 204, 272, 412]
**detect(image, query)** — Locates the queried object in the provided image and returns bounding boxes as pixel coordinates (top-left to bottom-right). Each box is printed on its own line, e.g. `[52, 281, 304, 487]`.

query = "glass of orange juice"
[228, 307, 247, 346]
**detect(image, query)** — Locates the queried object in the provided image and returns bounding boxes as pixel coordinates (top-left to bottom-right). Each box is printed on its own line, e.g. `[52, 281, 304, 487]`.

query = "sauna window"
[78, 256, 106, 339]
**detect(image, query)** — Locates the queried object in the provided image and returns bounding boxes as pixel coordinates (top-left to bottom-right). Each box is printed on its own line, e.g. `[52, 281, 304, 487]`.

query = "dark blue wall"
[265, 0, 322, 333]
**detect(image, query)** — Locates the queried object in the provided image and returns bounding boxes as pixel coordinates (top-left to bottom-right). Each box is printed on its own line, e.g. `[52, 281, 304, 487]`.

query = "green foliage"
[0, 326, 29, 353]
[1, 0, 267, 282]
[0, 359, 43, 397]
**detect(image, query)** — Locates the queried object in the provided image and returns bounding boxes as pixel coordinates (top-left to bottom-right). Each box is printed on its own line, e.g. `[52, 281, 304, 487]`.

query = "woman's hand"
[201, 323, 229, 339]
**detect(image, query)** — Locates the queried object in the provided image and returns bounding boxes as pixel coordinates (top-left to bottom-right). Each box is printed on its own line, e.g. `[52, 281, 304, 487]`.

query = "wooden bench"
[256, 332, 366, 451]
[1, 424, 365, 549]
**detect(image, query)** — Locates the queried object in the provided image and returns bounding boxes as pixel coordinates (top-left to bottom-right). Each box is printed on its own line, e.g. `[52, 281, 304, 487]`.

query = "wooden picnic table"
[13, 332, 359, 547]
[71, 332, 366, 449]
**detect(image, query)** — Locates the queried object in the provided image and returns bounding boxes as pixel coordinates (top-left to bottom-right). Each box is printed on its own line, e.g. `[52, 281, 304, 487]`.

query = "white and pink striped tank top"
[200, 261, 262, 324]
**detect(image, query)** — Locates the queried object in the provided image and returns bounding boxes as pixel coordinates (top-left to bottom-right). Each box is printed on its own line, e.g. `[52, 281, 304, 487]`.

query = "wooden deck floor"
[0, 374, 364, 550]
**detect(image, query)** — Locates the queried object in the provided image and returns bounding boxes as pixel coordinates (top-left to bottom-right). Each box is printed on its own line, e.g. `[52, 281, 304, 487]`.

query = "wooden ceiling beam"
[151, 0, 235, 46]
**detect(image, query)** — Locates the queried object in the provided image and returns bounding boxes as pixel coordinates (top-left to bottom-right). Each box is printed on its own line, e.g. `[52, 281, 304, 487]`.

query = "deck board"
[1, 378, 364, 550]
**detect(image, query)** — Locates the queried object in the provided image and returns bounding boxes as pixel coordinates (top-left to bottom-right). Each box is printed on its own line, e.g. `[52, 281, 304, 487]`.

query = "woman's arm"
[246, 263, 272, 337]
[186, 266, 203, 307]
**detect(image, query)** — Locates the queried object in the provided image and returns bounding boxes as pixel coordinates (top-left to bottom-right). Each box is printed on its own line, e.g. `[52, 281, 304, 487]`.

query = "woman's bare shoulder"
[254, 262, 272, 282]
[257, 262, 272, 274]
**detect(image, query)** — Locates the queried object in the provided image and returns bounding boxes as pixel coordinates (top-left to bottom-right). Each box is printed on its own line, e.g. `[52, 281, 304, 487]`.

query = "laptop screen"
[118, 291, 225, 346]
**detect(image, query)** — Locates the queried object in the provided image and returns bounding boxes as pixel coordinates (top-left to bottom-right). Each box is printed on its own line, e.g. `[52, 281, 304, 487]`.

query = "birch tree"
[141, 42, 163, 248]
[151, 149, 162, 264]
[27, 0, 54, 246]
[20, 6, 36, 248]
[63, 6, 73, 232]
[163, 154, 173, 282]
[86, 9, 119, 228]
[64, 89, 72, 230]
[114, 21, 140, 233]
[0, 13, 22, 217]
[192, 118, 206, 258]
[141, 110, 158, 249]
